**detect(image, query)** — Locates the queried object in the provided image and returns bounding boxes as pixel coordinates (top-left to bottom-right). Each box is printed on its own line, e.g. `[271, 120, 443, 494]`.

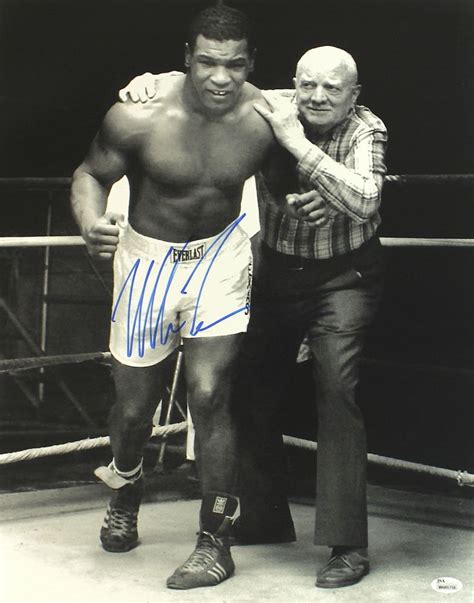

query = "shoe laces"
[106, 506, 137, 535]
[180, 532, 221, 572]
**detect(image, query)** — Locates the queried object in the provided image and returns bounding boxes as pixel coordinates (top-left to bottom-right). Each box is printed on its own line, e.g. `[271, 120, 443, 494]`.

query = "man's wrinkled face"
[294, 61, 360, 134]
[185, 34, 254, 113]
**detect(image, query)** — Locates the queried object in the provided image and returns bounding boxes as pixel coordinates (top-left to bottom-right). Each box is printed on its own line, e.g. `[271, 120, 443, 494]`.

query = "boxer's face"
[185, 34, 254, 113]
[294, 60, 360, 134]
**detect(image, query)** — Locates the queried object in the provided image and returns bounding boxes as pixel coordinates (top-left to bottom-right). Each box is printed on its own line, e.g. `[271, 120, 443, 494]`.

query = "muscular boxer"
[71, 5, 275, 590]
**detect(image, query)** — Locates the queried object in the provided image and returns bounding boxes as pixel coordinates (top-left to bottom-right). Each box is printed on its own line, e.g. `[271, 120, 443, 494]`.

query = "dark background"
[1, 0, 474, 177]
[0, 0, 473, 490]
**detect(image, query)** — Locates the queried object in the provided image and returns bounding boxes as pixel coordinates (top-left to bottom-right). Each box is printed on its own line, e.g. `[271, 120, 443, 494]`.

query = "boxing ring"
[0, 175, 473, 484]
[0, 175, 473, 602]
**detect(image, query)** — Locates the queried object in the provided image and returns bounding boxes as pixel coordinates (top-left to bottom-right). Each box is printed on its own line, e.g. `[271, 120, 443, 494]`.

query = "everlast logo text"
[170, 244, 206, 264]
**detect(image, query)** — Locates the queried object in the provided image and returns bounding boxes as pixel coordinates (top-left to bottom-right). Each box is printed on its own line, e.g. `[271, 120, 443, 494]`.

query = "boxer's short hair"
[187, 4, 255, 53]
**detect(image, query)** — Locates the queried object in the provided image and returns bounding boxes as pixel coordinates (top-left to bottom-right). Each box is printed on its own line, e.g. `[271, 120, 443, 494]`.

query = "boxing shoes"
[167, 492, 238, 590]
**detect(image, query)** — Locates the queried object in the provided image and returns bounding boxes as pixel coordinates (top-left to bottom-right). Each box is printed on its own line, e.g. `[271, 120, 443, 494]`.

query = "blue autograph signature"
[111, 214, 249, 358]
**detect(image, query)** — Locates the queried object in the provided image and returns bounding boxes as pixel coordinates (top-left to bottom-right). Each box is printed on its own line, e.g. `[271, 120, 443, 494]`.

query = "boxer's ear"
[248, 48, 256, 73]
[184, 43, 191, 68]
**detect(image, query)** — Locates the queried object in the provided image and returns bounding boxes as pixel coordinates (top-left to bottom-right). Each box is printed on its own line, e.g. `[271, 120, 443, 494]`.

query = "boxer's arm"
[261, 89, 295, 103]
[259, 133, 331, 228]
[71, 104, 135, 258]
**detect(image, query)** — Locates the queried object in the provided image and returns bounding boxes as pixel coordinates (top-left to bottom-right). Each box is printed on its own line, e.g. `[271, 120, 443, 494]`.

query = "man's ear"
[293, 76, 297, 89]
[184, 43, 191, 68]
[248, 49, 256, 73]
[352, 84, 361, 104]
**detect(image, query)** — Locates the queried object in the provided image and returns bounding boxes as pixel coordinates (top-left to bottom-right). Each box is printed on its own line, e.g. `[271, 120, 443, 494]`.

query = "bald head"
[296, 46, 358, 86]
[293, 45, 361, 135]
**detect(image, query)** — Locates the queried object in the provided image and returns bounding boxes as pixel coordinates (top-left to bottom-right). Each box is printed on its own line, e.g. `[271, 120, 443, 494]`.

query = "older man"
[121, 45, 387, 589]
[243, 46, 387, 588]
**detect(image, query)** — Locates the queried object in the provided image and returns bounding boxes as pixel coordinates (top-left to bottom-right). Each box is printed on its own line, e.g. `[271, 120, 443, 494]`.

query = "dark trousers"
[236, 237, 385, 547]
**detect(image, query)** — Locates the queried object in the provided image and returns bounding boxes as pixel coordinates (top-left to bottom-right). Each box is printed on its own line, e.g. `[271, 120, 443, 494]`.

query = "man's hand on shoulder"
[119, 72, 157, 103]
[254, 94, 313, 161]
[119, 71, 184, 103]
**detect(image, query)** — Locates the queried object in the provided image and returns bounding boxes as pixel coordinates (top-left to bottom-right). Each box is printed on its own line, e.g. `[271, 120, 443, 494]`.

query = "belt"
[262, 243, 343, 271]
[260, 236, 381, 274]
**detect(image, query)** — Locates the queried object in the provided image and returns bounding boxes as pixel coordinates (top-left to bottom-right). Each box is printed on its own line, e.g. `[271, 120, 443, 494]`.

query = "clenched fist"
[83, 211, 125, 260]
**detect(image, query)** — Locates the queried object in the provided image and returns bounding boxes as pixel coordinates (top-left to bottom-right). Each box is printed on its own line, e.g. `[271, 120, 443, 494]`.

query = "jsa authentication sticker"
[431, 577, 463, 594]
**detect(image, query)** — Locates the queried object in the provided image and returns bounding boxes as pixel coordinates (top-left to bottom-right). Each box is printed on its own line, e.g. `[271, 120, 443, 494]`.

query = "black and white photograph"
[0, 0, 473, 601]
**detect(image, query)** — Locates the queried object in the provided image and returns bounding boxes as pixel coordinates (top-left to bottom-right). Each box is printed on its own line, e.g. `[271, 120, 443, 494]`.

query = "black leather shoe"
[316, 547, 369, 588]
[229, 517, 296, 546]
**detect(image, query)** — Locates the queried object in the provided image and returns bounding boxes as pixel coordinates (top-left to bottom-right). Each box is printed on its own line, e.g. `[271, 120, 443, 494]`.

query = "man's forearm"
[263, 124, 385, 223]
[71, 169, 109, 236]
[296, 133, 387, 223]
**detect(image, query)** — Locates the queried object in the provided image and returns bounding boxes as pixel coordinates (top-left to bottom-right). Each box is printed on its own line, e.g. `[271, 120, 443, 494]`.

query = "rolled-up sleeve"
[297, 127, 388, 223]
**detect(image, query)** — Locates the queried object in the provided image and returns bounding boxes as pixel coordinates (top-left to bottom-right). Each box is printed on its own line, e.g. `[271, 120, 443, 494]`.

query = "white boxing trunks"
[109, 217, 252, 367]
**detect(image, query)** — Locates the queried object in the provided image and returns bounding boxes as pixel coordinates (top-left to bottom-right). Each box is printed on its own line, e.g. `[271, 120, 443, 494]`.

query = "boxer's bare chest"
[134, 107, 270, 191]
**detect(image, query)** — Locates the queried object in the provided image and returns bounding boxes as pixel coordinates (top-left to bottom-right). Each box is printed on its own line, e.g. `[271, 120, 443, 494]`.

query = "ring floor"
[1, 482, 473, 603]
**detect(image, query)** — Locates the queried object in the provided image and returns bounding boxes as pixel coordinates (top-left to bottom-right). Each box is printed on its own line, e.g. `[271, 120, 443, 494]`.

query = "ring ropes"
[0, 236, 472, 249]
[0, 350, 472, 487]
[0, 174, 473, 486]
[0, 421, 472, 487]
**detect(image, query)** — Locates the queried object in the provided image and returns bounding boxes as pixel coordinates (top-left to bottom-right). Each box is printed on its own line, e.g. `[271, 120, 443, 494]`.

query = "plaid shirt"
[257, 94, 388, 259]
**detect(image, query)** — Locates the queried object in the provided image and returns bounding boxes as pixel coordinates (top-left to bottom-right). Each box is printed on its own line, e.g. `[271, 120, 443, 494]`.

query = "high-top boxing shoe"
[166, 492, 238, 589]
[95, 461, 144, 553]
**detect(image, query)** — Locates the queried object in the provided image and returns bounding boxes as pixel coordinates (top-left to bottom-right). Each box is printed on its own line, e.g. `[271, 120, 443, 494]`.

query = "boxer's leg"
[167, 334, 242, 589]
[98, 359, 167, 553]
